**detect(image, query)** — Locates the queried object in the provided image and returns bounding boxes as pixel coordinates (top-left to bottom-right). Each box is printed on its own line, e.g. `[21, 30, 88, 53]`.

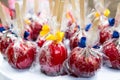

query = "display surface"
[0, 54, 120, 80]
[0, 0, 120, 80]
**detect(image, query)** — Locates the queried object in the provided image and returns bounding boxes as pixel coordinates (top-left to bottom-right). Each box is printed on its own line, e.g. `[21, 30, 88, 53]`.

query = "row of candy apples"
[0, 0, 120, 78]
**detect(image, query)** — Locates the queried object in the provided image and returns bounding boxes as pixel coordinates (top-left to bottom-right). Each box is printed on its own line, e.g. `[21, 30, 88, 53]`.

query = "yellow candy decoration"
[104, 9, 110, 17]
[24, 19, 31, 25]
[46, 31, 64, 43]
[56, 31, 64, 43]
[46, 34, 56, 40]
[95, 9, 110, 18]
[95, 12, 100, 18]
[40, 24, 50, 36]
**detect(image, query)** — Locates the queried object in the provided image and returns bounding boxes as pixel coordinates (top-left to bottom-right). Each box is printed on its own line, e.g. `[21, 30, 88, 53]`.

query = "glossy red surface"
[70, 35, 79, 50]
[65, 47, 101, 77]
[6, 41, 36, 69]
[39, 41, 67, 76]
[103, 41, 120, 69]
[37, 38, 45, 47]
[0, 37, 12, 56]
[99, 28, 111, 44]
[29, 22, 42, 41]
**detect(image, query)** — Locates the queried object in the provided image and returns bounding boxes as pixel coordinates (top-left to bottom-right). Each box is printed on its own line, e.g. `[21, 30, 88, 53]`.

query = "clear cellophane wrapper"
[0, 31, 17, 57]
[63, 46, 102, 77]
[37, 40, 67, 76]
[102, 38, 120, 69]
[70, 30, 86, 50]
[99, 26, 115, 44]
[5, 38, 36, 69]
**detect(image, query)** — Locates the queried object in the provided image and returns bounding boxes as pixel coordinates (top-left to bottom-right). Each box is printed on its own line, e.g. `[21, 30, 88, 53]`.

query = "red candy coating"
[29, 22, 42, 41]
[37, 38, 46, 47]
[0, 37, 12, 56]
[39, 41, 67, 76]
[103, 40, 120, 69]
[100, 28, 111, 44]
[65, 29, 75, 39]
[64, 47, 101, 77]
[70, 31, 83, 50]
[6, 40, 36, 69]
[70, 35, 79, 50]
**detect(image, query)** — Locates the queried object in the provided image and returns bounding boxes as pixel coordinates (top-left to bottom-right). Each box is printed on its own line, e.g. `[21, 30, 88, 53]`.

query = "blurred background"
[88, 0, 120, 17]
[0, 0, 120, 17]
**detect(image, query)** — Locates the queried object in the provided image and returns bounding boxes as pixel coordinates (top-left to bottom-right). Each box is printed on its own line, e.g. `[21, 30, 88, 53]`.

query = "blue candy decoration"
[24, 31, 30, 40]
[108, 18, 115, 26]
[78, 25, 80, 30]
[0, 27, 6, 32]
[85, 24, 92, 31]
[112, 31, 119, 38]
[78, 37, 86, 48]
[93, 45, 100, 49]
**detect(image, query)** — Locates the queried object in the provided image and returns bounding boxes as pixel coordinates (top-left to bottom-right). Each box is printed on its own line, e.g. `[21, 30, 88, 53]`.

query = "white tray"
[0, 54, 120, 80]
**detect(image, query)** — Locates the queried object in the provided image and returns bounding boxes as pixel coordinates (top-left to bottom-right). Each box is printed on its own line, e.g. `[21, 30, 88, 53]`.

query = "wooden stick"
[0, 2, 7, 26]
[116, 3, 120, 18]
[64, 0, 69, 13]
[65, 0, 69, 6]
[34, 0, 39, 14]
[101, 0, 104, 7]
[22, 0, 27, 17]
[15, 2, 24, 36]
[92, 18, 100, 30]
[49, 0, 53, 13]
[3, 7, 11, 24]
[70, 0, 76, 10]
[53, 0, 60, 16]
[57, 0, 65, 30]
[52, 0, 57, 16]
[115, 3, 120, 27]
[79, 0, 85, 29]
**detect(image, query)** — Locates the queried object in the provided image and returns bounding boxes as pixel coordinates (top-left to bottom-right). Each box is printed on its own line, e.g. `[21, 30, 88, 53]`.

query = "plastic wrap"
[29, 22, 42, 41]
[64, 17, 102, 77]
[70, 30, 84, 50]
[0, 31, 17, 57]
[0, 24, 5, 40]
[63, 46, 102, 77]
[0, 33, 2, 40]
[39, 41, 67, 76]
[93, 0, 111, 31]
[62, 1, 78, 39]
[36, 24, 51, 48]
[102, 38, 120, 69]
[99, 25, 118, 44]
[65, 22, 79, 39]
[37, 36, 46, 48]
[115, 3, 120, 27]
[23, 0, 48, 41]
[99, 17, 119, 45]
[5, 38, 36, 69]
[64, 13, 78, 39]
[24, 16, 43, 41]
